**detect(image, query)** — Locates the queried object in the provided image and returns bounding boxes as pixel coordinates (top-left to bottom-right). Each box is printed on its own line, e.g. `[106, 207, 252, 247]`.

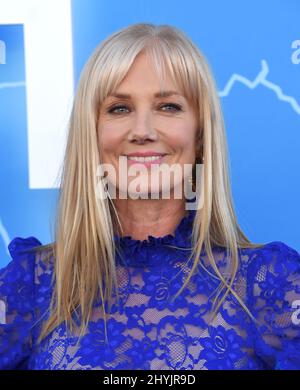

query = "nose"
[127, 110, 158, 144]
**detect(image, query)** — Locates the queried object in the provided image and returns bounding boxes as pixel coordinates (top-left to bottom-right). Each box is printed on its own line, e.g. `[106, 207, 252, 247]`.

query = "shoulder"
[0, 236, 54, 315]
[0, 237, 54, 369]
[238, 240, 300, 304]
[239, 240, 300, 280]
[238, 241, 300, 369]
[2, 235, 54, 277]
[1, 236, 42, 288]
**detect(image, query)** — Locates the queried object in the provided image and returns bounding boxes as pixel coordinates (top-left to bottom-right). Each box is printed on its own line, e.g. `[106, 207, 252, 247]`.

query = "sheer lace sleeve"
[0, 237, 42, 369]
[247, 241, 300, 369]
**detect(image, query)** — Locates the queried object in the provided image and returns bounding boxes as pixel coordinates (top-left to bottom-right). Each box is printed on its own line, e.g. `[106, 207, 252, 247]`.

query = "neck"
[112, 198, 188, 240]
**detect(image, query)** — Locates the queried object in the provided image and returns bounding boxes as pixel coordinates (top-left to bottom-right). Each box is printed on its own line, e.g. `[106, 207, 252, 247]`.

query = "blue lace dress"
[1, 209, 300, 370]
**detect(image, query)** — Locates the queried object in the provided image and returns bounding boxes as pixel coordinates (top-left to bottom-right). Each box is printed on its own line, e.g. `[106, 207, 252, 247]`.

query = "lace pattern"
[1, 210, 300, 370]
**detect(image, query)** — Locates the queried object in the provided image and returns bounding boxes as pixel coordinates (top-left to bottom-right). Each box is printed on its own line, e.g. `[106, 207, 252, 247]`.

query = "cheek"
[166, 119, 197, 146]
[98, 126, 123, 157]
[167, 130, 196, 159]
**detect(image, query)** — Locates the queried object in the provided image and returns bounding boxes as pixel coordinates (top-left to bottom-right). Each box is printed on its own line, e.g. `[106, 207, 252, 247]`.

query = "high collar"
[113, 206, 198, 267]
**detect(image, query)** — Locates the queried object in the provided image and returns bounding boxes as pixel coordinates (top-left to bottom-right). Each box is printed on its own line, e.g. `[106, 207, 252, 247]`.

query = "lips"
[127, 155, 163, 162]
[125, 151, 167, 158]
[125, 154, 166, 167]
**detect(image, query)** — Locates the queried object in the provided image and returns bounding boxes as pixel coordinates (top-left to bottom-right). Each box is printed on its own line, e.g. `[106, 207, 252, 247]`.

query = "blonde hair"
[34, 23, 264, 342]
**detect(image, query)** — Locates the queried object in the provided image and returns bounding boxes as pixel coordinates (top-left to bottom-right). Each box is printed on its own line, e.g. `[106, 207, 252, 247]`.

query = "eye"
[107, 104, 129, 114]
[159, 103, 182, 112]
[106, 102, 182, 115]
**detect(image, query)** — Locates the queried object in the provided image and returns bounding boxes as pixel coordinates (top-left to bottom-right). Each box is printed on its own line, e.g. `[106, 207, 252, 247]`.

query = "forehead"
[110, 52, 185, 96]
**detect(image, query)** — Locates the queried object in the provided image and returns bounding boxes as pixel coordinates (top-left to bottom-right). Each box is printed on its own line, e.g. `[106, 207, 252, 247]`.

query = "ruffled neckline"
[113, 207, 197, 266]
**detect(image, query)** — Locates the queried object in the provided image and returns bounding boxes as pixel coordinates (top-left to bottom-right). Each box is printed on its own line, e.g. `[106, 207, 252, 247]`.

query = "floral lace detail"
[1, 214, 300, 370]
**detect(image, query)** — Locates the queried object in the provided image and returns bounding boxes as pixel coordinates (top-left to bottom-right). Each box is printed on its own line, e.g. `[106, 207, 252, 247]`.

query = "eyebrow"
[108, 90, 183, 99]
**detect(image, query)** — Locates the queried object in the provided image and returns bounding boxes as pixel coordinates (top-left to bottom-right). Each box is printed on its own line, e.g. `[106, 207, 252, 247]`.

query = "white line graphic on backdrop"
[0, 0, 74, 189]
[0, 39, 6, 64]
[0, 81, 25, 89]
[0, 219, 10, 255]
[219, 59, 300, 115]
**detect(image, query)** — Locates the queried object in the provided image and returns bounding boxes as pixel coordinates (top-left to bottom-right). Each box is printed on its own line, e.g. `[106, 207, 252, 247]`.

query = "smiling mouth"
[127, 155, 164, 162]
[120, 155, 167, 166]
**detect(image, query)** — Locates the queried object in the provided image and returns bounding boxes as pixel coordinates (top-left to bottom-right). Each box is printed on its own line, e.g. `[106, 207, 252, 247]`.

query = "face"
[97, 52, 198, 199]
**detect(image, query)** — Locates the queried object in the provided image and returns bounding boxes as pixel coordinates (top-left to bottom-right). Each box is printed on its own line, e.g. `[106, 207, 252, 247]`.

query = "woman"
[0, 23, 300, 370]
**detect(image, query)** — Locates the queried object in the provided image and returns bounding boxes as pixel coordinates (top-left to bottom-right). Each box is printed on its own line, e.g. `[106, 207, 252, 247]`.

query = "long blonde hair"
[34, 23, 264, 342]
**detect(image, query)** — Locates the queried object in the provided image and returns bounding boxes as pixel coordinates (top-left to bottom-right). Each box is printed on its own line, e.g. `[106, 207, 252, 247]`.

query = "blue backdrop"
[0, 0, 299, 267]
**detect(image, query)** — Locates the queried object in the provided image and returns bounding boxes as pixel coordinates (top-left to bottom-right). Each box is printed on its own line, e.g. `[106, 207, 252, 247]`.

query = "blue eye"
[108, 105, 129, 114]
[160, 103, 182, 112]
[107, 103, 182, 114]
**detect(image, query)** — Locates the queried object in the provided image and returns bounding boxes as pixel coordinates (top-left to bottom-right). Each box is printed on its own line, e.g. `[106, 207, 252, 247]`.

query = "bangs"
[146, 40, 200, 108]
[94, 35, 200, 115]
